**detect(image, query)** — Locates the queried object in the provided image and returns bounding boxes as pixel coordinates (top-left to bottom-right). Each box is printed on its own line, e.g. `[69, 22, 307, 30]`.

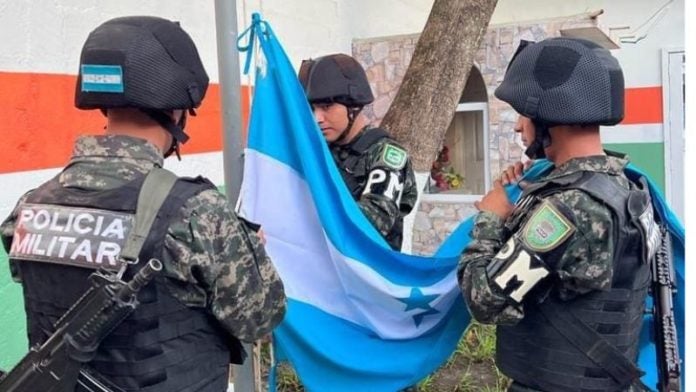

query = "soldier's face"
[514, 116, 536, 148]
[312, 102, 349, 143]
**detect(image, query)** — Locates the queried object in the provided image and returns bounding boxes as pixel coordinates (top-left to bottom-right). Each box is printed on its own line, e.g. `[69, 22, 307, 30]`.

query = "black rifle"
[0, 259, 162, 392]
[651, 226, 681, 392]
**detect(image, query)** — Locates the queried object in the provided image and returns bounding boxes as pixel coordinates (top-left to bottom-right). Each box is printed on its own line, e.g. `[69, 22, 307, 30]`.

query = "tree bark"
[381, 0, 498, 171]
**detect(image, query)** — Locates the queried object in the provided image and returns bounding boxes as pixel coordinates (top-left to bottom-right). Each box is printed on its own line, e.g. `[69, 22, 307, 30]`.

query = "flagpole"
[214, 1, 256, 391]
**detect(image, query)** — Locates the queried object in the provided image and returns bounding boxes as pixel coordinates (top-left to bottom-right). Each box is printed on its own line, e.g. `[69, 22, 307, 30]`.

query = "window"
[424, 67, 490, 201]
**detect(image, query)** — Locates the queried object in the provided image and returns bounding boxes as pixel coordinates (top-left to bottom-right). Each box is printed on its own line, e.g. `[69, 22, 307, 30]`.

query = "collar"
[70, 135, 164, 167]
[546, 153, 629, 181]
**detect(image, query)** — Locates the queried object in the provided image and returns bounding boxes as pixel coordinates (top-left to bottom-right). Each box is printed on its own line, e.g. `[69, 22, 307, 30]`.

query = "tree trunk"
[381, 0, 498, 172]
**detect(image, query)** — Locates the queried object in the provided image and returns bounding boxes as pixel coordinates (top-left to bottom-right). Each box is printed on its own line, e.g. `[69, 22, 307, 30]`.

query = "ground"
[259, 322, 510, 391]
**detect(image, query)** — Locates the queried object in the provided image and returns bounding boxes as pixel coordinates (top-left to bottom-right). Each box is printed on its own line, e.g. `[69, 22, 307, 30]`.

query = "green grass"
[257, 321, 509, 391]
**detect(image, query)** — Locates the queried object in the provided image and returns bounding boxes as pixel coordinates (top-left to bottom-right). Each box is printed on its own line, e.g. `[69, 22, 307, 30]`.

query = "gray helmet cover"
[494, 37, 624, 126]
[75, 16, 209, 111]
[298, 53, 374, 107]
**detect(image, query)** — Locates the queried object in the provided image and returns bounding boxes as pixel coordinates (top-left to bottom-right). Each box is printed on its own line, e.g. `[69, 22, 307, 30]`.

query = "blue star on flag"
[396, 288, 440, 327]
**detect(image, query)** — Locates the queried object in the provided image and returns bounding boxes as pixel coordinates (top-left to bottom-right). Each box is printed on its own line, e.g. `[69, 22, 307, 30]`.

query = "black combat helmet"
[298, 53, 374, 107]
[75, 16, 209, 155]
[494, 37, 624, 158]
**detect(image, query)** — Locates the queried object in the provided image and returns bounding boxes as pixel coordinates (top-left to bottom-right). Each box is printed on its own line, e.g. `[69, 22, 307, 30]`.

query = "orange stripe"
[0, 71, 663, 173]
[0, 71, 249, 174]
[622, 86, 663, 124]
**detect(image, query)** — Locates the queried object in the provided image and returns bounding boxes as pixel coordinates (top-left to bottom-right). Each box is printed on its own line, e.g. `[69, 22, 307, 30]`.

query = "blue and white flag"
[237, 14, 684, 392]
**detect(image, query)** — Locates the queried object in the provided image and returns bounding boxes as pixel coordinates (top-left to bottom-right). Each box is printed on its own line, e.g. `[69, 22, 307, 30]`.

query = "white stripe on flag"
[241, 149, 458, 339]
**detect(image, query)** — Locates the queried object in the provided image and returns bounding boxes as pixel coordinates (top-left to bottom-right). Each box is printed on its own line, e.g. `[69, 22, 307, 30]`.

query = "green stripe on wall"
[604, 142, 665, 193]
[0, 251, 28, 370]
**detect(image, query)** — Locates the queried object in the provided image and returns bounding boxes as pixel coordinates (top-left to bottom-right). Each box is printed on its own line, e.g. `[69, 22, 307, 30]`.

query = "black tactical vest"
[496, 170, 652, 392]
[15, 173, 243, 391]
[330, 127, 404, 250]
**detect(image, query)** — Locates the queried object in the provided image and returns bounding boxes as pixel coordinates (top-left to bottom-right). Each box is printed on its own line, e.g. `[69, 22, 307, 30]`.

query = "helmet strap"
[140, 109, 190, 160]
[334, 106, 363, 145]
[524, 121, 552, 160]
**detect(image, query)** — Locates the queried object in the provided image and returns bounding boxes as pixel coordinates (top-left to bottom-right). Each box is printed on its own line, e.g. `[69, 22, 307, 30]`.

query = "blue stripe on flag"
[239, 13, 684, 391]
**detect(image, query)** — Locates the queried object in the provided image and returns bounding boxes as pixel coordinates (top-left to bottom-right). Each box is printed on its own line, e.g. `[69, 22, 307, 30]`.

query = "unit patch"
[521, 200, 575, 252]
[381, 144, 407, 170]
[81, 64, 124, 93]
[10, 203, 134, 270]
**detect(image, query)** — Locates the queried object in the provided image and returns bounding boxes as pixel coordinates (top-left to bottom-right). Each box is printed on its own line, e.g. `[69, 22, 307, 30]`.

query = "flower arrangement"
[430, 146, 464, 191]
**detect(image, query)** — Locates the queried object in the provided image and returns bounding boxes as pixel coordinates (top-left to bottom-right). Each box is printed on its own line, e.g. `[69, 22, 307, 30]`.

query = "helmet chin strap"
[524, 121, 552, 160]
[333, 106, 363, 145]
[140, 109, 191, 160]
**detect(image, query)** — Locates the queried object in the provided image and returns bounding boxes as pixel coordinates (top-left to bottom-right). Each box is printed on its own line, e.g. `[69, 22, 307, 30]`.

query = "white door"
[662, 49, 684, 222]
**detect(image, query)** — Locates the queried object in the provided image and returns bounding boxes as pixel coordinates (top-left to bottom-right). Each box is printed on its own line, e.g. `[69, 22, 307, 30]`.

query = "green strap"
[120, 168, 178, 262]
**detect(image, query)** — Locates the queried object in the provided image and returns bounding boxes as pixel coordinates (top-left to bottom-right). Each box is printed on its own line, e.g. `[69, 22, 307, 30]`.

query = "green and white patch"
[521, 200, 575, 252]
[381, 144, 407, 170]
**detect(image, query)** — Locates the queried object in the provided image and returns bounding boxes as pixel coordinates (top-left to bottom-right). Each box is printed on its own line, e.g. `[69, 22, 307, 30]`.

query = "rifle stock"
[0, 259, 162, 392]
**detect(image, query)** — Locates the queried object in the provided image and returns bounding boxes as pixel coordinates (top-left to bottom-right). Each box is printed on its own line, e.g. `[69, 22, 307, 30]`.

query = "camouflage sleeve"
[457, 211, 524, 325]
[549, 190, 614, 299]
[358, 141, 415, 237]
[163, 189, 286, 342]
[1, 192, 33, 282]
[457, 190, 615, 325]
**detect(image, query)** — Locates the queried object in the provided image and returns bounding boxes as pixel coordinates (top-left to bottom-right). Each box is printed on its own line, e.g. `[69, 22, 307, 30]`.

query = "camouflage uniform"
[330, 127, 418, 250]
[1, 134, 286, 342]
[458, 154, 648, 392]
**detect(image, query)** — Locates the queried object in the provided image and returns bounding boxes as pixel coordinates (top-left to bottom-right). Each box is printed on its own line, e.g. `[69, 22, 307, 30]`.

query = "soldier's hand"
[257, 228, 267, 245]
[474, 179, 514, 219]
[500, 160, 533, 185]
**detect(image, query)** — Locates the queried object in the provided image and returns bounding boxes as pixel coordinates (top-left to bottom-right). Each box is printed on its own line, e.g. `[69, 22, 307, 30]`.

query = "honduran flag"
[237, 14, 684, 391]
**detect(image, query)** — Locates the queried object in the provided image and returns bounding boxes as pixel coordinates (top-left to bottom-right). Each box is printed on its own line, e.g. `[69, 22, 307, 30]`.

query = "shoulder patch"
[521, 200, 576, 252]
[381, 143, 407, 170]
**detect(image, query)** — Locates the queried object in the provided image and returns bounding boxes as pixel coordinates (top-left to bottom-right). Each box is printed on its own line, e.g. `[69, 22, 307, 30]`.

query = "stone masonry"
[352, 14, 599, 255]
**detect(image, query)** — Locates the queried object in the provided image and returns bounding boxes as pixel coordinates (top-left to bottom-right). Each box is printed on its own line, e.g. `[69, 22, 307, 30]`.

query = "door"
[662, 49, 684, 222]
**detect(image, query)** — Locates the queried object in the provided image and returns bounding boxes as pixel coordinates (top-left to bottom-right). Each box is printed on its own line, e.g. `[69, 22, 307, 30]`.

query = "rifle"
[651, 226, 681, 392]
[0, 259, 162, 392]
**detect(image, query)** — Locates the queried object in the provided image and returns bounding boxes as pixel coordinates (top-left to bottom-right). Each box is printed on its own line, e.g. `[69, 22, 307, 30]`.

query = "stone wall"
[353, 14, 598, 254]
[412, 201, 478, 256]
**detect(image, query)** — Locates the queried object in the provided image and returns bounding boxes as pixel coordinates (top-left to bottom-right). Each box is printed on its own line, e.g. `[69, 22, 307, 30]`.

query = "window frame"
[422, 102, 491, 203]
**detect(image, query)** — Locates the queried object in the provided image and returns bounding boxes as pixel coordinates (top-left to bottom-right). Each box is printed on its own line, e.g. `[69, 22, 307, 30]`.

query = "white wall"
[491, 0, 684, 86]
[1, 0, 683, 86]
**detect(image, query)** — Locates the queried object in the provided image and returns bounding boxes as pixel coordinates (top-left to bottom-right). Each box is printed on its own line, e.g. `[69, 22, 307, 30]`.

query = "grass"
[256, 321, 509, 391]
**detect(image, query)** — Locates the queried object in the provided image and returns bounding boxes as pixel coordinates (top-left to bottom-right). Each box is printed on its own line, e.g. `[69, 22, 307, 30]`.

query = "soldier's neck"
[336, 116, 369, 145]
[547, 125, 604, 166]
[105, 108, 169, 155]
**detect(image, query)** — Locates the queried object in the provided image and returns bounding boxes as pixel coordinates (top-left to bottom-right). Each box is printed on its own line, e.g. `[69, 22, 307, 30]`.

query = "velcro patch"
[521, 200, 575, 252]
[381, 144, 407, 170]
[10, 203, 134, 270]
[81, 64, 124, 93]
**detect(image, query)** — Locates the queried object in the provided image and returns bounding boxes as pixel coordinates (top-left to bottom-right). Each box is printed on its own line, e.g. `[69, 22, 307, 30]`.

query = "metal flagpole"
[214, 1, 256, 391]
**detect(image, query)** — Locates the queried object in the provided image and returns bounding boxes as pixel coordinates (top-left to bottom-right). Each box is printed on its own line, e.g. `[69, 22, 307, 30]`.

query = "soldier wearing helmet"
[457, 38, 658, 392]
[1, 16, 285, 391]
[299, 53, 418, 250]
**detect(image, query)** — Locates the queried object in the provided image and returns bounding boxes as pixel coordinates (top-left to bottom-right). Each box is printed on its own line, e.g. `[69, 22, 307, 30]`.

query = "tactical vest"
[496, 170, 652, 392]
[15, 173, 243, 392]
[330, 127, 404, 250]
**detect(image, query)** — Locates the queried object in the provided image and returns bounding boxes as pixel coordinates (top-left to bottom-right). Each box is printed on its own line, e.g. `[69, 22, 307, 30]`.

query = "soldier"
[0, 16, 286, 391]
[298, 53, 418, 251]
[458, 38, 659, 392]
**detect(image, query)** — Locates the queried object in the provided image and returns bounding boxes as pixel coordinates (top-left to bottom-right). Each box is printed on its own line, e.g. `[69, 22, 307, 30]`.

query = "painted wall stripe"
[0, 71, 250, 174]
[1, 70, 663, 173]
[622, 86, 663, 124]
[601, 123, 663, 144]
[0, 151, 227, 222]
